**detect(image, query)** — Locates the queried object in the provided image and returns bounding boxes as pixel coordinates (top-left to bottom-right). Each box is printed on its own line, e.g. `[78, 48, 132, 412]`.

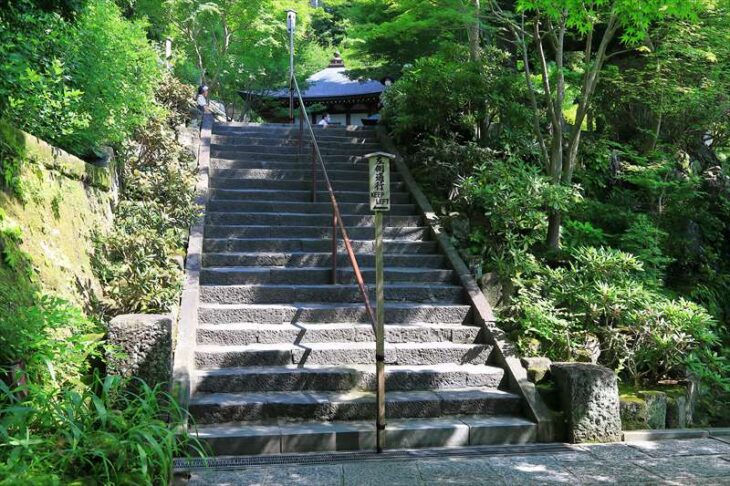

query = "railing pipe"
[292, 77, 377, 333]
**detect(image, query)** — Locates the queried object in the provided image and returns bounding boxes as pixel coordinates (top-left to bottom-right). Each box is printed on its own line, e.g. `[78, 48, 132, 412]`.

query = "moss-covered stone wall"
[0, 127, 115, 313]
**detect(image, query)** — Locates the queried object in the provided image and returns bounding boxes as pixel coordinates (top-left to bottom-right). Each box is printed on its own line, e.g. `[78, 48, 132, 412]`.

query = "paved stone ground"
[185, 438, 730, 485]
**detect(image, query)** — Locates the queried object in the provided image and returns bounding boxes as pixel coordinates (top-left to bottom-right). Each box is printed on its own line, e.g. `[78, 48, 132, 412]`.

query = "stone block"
[620, 396, 649, 431]
[639, 391, 667, 429]
[550, 362, 622, 443]
[666, 395, 687, 429]
[107, 314, 172, 388]
[521, 357, 552, 383]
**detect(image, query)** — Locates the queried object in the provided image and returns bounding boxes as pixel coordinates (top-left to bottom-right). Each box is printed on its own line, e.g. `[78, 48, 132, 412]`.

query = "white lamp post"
[286, 10, 296, 124]
[165, 38, 172, 70]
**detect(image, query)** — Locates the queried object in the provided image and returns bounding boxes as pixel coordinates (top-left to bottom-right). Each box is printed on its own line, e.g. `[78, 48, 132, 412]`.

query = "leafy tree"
[487, 0, 700, 249]
[167, 0, 322, 118]
[347, 0, 479, 69]
[65, 0, 160, 153]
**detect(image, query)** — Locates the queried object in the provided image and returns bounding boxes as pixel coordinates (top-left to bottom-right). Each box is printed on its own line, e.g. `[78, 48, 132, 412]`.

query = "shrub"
[458, 157, 581, 276]
[93, 76, 198, 315]
[94, 208, 186, 314]
[384, 48, 530, 140]
[504, 246, 722, 387]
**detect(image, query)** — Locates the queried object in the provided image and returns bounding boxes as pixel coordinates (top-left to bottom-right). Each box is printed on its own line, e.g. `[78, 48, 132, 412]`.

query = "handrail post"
[311, 143, 317, 203]
[299, 105, 304, 158]
[332, 208, 338, 284]
[375, 210, 386, 453]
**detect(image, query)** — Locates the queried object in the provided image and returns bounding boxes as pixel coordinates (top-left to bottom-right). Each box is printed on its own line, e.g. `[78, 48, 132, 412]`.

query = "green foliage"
[515, 0, 699, 45]
[381, 48, 530, 144]
[504, 246, 722, 387]
[0, 119, 28, 199]
[347, 0, 475, 67]
[0, 0, 160, 156]
[64, 0, 161, 153]
[93, 76, 198, 315]
[0, 3, 90, 150]
[0, 371, 202, 485]
[458, 155, 581, 274]
[0, 208, 37, 314]
[0, 296, 102, 386]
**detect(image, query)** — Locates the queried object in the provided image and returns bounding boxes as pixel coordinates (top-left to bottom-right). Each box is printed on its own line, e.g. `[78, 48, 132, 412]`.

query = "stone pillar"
[551, 363, 622, 443]
[107, 314, 173, 389]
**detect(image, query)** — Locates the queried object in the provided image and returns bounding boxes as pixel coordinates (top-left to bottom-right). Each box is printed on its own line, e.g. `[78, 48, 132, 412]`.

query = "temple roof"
[242, 53, 385, 104]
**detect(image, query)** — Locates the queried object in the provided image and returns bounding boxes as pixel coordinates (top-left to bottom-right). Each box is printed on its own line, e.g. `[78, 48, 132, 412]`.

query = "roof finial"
[328, 51, 344, 68]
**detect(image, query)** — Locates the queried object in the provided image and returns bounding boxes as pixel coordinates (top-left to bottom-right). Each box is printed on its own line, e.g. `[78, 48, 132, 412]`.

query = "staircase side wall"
[173, 114, 212, 411]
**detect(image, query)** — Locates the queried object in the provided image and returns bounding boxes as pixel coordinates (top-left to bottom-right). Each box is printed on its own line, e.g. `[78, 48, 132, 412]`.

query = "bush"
[93, 76, 198, 315]
[504, 246, 723, 387]
[382, 47, 529, 145]
[0, 296, 102, 389]
[94, 206, 187, 314]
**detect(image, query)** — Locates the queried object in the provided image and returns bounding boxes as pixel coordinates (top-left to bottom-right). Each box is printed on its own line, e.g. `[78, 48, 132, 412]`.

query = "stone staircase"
[189, 122, 538, 455]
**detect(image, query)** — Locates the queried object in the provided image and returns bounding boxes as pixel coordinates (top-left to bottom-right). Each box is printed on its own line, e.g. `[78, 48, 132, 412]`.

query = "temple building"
[241, 53, 387, 126]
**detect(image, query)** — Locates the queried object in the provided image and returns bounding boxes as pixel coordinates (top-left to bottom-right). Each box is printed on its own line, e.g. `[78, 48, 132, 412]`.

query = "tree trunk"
[468, 0, 481, 63]
[547, 210, 562, 250]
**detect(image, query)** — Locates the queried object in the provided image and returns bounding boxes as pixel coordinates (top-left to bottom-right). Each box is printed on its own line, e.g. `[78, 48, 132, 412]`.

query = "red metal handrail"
[292, 77, 377, 333]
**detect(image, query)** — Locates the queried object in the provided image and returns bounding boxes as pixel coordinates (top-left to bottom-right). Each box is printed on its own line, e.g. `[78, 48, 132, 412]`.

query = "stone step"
[188, 388, 520, 424]
[193, 416, 537, 455]
[200, 266, 455, 285]
[202, 252, 446, 268]
[198, 302, 472, 325]
[196, 323, 482, 346]
[198, 283, 465, 305]
[202, 238, 438, 254]
[208, 188, 411, 204]
[211, 144, 378, 156]
[210, 159, 390, 172]
[209, 177, 407, 191]
[205, 212, 421, 227]
[194, 341, 490, 368]
[208, 167, 404, 182]
[193, 362, 501, 393]
[211, 135, 380, 147]
[205, 200, 416, 215]
[203, 225, 428, 241]
[213, 125, 376, 137]
[210, 148, 373, 160]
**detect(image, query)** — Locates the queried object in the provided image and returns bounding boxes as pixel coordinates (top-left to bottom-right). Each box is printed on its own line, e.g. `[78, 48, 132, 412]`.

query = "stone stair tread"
[190, 387, 519, 406]
[194, 415, 534, 435]
[195, 341, 485, 353]
[201, 266, 446, 273]
[199, 283, 462, 290]
[198, 301, 471, 311]
[195, 363, 504, 377]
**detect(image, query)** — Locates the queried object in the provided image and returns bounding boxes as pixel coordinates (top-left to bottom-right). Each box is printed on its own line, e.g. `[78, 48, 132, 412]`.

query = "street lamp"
[286, 10, 296, 124]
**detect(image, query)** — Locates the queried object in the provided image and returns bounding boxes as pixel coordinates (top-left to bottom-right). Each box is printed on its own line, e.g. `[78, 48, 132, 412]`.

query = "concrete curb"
[375, 126, 557, 442]
[173, 114, 212, 420]
[623, 429, 710, 441]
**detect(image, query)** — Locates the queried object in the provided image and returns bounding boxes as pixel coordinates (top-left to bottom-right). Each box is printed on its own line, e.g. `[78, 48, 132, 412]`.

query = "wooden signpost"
[365, 151, 395, 453]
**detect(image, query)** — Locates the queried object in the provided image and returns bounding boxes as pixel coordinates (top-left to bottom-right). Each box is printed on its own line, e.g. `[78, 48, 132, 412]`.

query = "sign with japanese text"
[367, 153, 393, 212]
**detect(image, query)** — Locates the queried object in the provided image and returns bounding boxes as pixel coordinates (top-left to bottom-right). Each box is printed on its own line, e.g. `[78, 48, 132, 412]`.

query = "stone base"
[551, 362, 622, 443]
[107, 314, 173, 388]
